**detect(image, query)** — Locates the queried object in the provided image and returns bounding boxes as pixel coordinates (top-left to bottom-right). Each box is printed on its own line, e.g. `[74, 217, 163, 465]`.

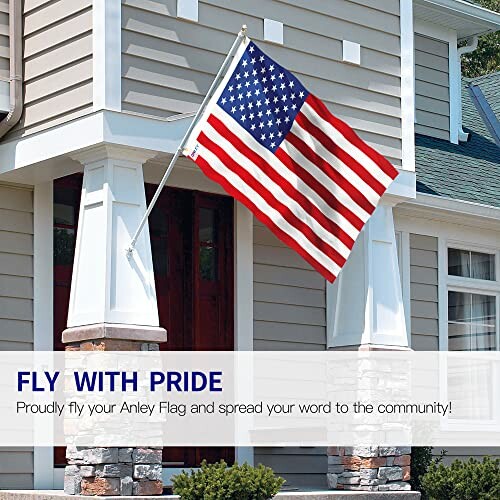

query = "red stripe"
[306, 94, 398, 180]
[274, 147, 365, 231]
[197, 129, 347, 269]
[207, 113, 355, 250]
[192, 153, 337, 282]
[286, 131, 375, 215]
[295, 112, 386, 196]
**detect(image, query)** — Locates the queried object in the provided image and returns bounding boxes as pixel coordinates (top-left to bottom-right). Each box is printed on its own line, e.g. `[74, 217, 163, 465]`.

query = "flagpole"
[126, 25, 248, 255]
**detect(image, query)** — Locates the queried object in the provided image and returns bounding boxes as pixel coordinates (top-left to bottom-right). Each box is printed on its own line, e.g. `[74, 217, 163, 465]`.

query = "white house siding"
[253, 219, 327, 489]
[121, 0, 403, 166]
[409, 233, 439, 351]
[0, 183, 33, 489]
[6, 0, 93, 139]
[414, 33, 450, 140]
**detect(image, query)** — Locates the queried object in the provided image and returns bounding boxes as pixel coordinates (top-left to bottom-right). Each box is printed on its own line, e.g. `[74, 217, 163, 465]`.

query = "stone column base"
[62, 323, 167, 496]
[327, 446, 411, 492]
[64, 448, 163, 496]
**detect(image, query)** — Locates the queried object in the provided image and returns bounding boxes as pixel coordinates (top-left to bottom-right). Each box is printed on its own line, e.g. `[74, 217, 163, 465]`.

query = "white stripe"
[211, 106, 360, 240]
[197, 144, 342, 276]
[280, 139, 371, 222]
[291, 119, 382, 206]
[301, 102, 394, 187]
[203, 121, 351, 258]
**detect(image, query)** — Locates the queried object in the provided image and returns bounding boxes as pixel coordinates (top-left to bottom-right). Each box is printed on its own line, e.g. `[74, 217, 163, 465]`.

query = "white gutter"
[457, 35, 479, 142]
[0, 0, 23, 139]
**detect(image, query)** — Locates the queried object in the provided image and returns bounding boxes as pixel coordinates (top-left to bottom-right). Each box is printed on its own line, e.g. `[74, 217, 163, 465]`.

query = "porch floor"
[0, 491, 421, 499]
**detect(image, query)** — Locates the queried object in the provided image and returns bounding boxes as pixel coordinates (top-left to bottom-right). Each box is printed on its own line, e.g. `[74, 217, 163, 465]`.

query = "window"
[448, 248, 495, 280]
[446, 246, 499, 351]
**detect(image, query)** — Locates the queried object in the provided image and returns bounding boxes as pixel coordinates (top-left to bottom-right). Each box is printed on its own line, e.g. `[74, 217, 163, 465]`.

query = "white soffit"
[414, 0, 500, 40]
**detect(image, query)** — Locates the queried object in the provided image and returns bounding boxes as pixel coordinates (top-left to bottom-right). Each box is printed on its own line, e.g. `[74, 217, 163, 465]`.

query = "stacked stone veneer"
[327, 446, 411, 491]
[63, 327, 166, 496]
[64, 447, 163, 496]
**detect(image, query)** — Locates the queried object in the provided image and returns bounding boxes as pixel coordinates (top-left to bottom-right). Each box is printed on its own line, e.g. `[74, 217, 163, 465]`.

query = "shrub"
[410, 446, 446, 497]
[421, 456, 500, 500]
[172, 460, 285, 500]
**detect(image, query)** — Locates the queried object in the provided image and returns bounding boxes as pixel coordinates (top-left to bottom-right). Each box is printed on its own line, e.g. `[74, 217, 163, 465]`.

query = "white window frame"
[440, 239, 500, 352]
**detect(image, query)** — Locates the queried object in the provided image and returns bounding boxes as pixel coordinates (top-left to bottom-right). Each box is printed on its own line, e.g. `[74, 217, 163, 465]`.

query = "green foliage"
[421, 456, 500, 500]
[410, 447, 446, 498]
[461, 0, 500, 78]
[172, 460, 285, 500]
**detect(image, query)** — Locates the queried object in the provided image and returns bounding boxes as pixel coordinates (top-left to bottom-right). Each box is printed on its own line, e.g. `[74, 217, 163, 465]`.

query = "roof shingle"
[415, 71, 499, 209]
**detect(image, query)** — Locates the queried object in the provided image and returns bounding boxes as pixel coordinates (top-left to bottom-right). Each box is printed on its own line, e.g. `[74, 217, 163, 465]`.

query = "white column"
[327, 201, 408, 349]
[66, 145, 160, 329]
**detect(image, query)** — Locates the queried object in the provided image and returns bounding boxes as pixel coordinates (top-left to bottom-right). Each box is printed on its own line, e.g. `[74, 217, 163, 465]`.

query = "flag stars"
[218, 41, 308, 152]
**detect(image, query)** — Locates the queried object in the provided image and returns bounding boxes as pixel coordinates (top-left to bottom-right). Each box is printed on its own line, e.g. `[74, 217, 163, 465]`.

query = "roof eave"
[415, 0, 500, 40]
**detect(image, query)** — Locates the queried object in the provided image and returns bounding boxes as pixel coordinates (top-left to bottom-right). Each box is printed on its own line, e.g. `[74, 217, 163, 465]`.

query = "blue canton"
[217, 41, 309, 153]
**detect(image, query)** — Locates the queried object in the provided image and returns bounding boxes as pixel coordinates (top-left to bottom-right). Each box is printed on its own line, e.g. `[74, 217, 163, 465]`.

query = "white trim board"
[93, 0, 121, 112]
[33, 181, 56, 489]
[397, 193, 500, 231]
[0, 110, 192, 179]
[400, 0, 415, 172]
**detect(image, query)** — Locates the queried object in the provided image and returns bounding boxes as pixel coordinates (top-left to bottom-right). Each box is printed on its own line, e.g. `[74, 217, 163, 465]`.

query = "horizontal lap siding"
[253, 219, 326, 488]
[0, 184, 34, 489]
[410, 234, 439, 351]
[0, 0, 8, 86]
[415, 34, 450, 140]
[6, 0, 93, 139]
[121, 0, 402, 165]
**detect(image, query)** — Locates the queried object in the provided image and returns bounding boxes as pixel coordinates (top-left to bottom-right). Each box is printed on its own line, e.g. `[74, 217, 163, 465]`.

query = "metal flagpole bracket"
[126, 25, 248, 257]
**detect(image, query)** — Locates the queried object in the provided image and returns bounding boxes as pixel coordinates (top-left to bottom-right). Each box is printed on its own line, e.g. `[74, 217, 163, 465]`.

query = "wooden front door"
[53, 176, 235, 468]
[147, 186, 235, 468]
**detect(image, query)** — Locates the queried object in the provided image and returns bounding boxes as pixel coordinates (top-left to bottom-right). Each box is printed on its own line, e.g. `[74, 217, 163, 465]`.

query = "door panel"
[148, 187, 234, 468]
[53, 179, 235, 468]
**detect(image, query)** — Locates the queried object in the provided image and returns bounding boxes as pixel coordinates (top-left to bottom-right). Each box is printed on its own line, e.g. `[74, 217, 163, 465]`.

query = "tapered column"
[327, 201, 408, 350]
[62, 145, 166, 496]
[326, 201, 411, 491]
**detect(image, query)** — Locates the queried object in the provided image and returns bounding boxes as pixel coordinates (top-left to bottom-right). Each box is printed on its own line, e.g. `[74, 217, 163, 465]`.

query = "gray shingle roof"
[415, 72, 499, 209]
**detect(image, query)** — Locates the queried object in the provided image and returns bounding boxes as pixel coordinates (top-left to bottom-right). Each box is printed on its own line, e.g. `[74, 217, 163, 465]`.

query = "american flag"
[184, 39, 398, 282]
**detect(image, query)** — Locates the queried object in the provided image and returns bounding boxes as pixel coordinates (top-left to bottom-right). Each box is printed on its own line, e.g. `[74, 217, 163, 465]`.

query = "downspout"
[456, 35, 479, 142]
[0, 0, 23, 139]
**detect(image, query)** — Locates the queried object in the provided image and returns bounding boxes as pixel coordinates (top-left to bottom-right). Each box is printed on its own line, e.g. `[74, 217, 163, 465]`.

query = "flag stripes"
[184, 40, 398, 282]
